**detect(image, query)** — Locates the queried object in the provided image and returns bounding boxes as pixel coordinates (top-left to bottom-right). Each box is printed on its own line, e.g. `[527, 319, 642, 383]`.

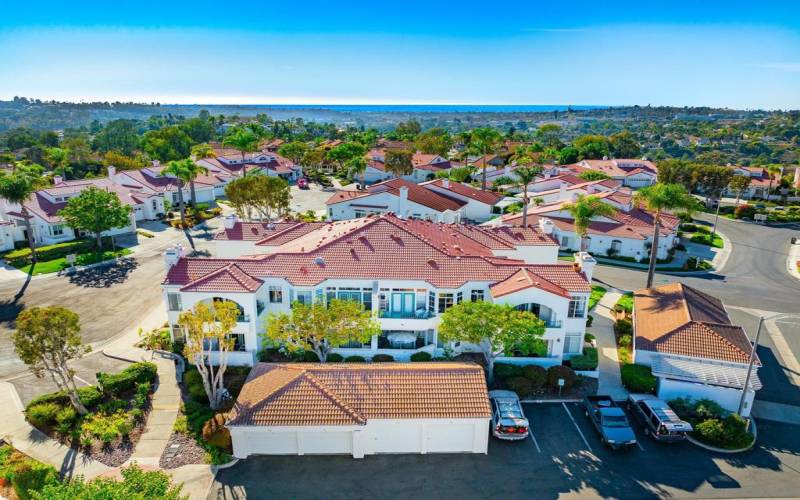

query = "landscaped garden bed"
[0, 442, 58, 500]
[588, 285, 606, 311]
[23, 362, 157, 466]
[680, 223, 724, 248]
[492, 362, 597, 399]
[669, 397, 755, 450]
[167, 203, 222, 229]
[0, 237, 131, 275]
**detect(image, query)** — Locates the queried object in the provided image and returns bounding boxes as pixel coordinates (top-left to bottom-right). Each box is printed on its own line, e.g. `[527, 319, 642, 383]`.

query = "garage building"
[226, 362, 491, 459]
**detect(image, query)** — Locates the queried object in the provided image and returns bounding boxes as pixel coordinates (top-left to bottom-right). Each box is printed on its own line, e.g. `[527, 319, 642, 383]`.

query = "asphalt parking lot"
[210, 402, 800, 500]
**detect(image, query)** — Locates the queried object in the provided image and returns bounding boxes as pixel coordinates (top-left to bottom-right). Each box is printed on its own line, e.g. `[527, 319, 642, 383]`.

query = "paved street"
[210, 403, 800, 500]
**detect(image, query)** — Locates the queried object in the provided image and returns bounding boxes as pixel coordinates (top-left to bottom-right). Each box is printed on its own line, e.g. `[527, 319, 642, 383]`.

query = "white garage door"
[303, 431, 353, 454]
[373, 425, 423, 453]
[249, 431, 299, 455]
[425, 424, 475, 453]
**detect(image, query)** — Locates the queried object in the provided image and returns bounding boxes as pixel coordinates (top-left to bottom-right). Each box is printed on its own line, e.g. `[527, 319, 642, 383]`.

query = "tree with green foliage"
[347, 156, 368, 189]
[222, 127, 260, 176]
[765, 165, 782, 201]
[277, 141, 309, 165]
[656, 159, 698, 191]
[179, 116, 216, 144]
[0, 173, 39, 261]
[103, 150, 147, 171]
[58, 186, 132, 250]
[384, 149, 414, 178]
[224, 174, 290, 221]
[609, 131, 641, 158]
[92, 119, 141, 155]
[634, 183, 695, 288]
[13, 306, 91, 415]
[436, 165, 475, 183]
[143, 126, 193, 163]
[562, 194, 618, 251]
[414, 128, 452, 156]
[558, 146, 580, 165]
[469, 127, 503, 190]
[728, 174, 752, 206]
[179, 300, 240, 410]
[578, 170, 611, 182]
[44, 147, 71, 180]
[535, 123, 564, 149]
[32, 463, 186, 499]
[394, 120, 421, 138]
[163, 159, 192, 229]
[327, 142, 366, 173]
[573, 134, 610, 160]
[438, 301, 546, 383]
[512, 165, 543, 228]
[265, 299, 380, 362]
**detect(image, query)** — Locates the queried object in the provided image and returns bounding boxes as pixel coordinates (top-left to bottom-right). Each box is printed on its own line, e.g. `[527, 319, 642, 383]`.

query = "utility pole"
[738, 316, 764, 416]
[711, 198, 722, 237]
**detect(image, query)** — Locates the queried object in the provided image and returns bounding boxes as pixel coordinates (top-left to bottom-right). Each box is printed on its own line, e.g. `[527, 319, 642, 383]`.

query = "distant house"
[363, 149, 452, 184]
[197, 149, 301, 181]
[573, 159, 658, 188]
[633, 283, 760, 417]
[419, 178, 510, 221]
[115, 165, 230, 207]
[723, 166, 774, 200]
[0, 220, 15, 252]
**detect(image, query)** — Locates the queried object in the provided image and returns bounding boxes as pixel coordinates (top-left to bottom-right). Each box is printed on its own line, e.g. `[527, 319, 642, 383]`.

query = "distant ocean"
[227, 104, 607, 113]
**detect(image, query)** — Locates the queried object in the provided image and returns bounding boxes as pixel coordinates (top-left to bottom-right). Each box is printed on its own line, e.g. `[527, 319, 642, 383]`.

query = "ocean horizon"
[191, 104, 609, 113]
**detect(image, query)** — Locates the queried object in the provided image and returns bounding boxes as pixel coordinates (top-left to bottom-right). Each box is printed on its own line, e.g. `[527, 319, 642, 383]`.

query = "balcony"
[236, 313, 251, 323]
[543, 319, 562, 329]
[378, 309, 434, 320]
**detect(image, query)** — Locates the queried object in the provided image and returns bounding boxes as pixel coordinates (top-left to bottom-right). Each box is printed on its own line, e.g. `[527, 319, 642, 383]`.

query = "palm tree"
[562, 194, 618, 253]
[512, 164, 542, 227]
[634, 183, 695, 288]
[765, 165, 782, 202]
[347, 157, 368, 190]
[188, 145, 216, 209]
[163, 159, 193, 230]
[468, 128, 503, 191]
[45, 147, 71, 180]
[222, 128, 259, 176]
[0, 174, 38, 262]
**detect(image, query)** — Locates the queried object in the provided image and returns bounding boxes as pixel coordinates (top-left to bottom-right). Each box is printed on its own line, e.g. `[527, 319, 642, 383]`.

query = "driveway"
[210, 403, 800, 499]
[290, 183, 339, 216]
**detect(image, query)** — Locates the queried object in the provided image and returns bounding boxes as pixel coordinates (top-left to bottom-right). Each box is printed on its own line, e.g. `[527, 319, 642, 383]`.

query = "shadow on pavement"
[67, 257, 139, 288]
[755, 345, 800, 406]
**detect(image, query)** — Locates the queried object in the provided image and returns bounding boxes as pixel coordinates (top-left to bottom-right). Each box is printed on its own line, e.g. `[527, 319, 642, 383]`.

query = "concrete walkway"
[788, 242, 800, 283]
[590, 289, 629, 401]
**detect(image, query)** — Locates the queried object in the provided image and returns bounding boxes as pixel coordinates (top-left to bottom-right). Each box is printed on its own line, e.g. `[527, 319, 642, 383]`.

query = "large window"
[269, 286, 283, 303]
[568, 297, 587, 318]
[564, 334, 583, 355]
[229, 333, 247, 352]
[167, 293, 182, 311]
[295, 290, 312, 305]
[438, 293, 454, 313]
[325, 287, 373, 310]
[471, 289, 485, 302]
[50, 224, 64, 237]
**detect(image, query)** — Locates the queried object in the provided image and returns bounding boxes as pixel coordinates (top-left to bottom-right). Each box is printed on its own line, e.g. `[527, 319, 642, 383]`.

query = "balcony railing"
[237, 314, 251, 323]
[378, 309, 434, 320]
[543, 319, 562, 328]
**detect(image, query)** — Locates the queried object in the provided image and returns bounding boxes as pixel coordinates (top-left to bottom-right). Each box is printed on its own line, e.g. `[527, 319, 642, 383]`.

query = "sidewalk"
[590, 290, 628, 401]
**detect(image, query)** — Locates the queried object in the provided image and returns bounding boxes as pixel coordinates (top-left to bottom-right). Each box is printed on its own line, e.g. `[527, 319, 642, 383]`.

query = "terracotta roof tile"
[180, 263, 263, 293]
[228, 362, 491, 426]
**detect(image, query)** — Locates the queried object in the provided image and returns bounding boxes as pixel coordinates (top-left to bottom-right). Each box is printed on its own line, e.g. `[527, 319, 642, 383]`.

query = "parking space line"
[636, 440, 645, 452]
[529, 431, 542, 453]
[561, 402, 593, 453]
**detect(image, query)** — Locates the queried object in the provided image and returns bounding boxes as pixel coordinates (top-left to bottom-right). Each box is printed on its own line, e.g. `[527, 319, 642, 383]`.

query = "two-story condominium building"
[362, 149, 453, 184]
[572, 158, 658, 188]
[162, 214, 594, 367]
[196, 149, 301, 181]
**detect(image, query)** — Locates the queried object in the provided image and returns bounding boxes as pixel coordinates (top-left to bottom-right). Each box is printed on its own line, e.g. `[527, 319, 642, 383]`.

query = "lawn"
[681, 224, 724, 248]
[15, 248, 131, 275]
[614, 292, 634, 314]
[589, 285, 606, 311]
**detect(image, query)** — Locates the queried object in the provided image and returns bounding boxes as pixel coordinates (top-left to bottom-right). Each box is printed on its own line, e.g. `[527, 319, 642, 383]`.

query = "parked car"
[627, 394, 693, 442]
[489, 390, 530, 440]
[297, 177, 310, 189]
[584, 395, 637, 450]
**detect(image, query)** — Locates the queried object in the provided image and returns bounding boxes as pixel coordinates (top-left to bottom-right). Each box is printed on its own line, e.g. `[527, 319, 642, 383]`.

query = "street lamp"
[738, 313, 800, 416]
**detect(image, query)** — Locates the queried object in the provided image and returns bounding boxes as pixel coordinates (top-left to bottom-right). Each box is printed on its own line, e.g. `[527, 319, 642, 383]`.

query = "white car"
[489, 390, 530, 440]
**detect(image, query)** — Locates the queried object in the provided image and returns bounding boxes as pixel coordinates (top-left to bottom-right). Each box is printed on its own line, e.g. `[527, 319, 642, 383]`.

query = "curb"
[520, 398, 582, 404]
[685, 419, 757, 454]
[212, 458, 240, 472]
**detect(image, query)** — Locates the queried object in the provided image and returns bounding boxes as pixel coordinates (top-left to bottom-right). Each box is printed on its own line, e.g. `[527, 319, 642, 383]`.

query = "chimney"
[559, 182, 567, 199]
[107, 165, 117, 182]
[573, 251, 596, 282]
[538, 218, 554, 235]
[53, 175, 63, 185]
[164, 244, 185, 270]
[442, 178, 450, 188]
[397, 186, 409, 219]
[223, 214, 239, 229]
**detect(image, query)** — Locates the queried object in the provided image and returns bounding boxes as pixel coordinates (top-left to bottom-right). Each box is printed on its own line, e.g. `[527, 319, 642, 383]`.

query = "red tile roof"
[227, 362, 491, 426]
[422, 179, 505, 205]
[490, 268, 571, 299]
[215, 222, 302, 241]
[326, 178, 467, 213]
[181, 263, 263, 293]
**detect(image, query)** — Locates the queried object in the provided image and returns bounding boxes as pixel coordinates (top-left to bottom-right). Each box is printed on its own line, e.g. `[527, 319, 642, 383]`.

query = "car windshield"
[496, 399, 523, 418]
[603, 415, 630, 427]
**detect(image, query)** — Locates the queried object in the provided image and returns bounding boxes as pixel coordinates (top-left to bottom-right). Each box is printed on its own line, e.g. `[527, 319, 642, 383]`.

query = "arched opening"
[514, 303, 557, 327]
[204, 297, 248, 322]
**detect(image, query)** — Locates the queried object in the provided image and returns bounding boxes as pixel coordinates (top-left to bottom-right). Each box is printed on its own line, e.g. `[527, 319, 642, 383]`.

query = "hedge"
[97, 362, 157, 396]
[521, 365, 547, 389]
[344, 355, 366, 363]
[410, 352, 432, 362]
[2, 237, 113, 266]
[326, 353, 344, 362]
[620, 364, 657, 393]
[26, 385, 103, 410]
[371, 354, 394, 362]
[569, 347, 598, 371]
[494, 363, 523, 379]
[505, 377, 533, 397]
[546, 365, 577, 390]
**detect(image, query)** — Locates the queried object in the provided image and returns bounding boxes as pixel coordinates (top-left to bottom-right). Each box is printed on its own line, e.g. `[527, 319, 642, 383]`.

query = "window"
[568, 297, 587, 318]
[171, 324, 185, 342]
[354, 209, 367, 218]
[428, 291, 436, 314]
[456, 291, 463, 304]
[269, 286, 283, 303]
[152, 199, 158, 211]
[50, 224, 64, 237]
[295, 290, 312, 305]
[564, 334, 583, 354]
[229, 333, 247, 352]
[471, 290, 485, 302]
[560, 236, 571, 249]
[167, 293, 181, 311]
[438, 293, 454, 313]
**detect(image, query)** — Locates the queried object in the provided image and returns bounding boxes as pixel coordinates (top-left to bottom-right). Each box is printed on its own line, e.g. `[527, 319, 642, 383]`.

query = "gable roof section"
[215, 221, 301, 241]
[422, 179, 505, 205]
[633, 283, 755, 364]
[490, 268, 571, 298]
[326, 179, 466, 213]
[227, 362, 491, 426]
[180, 263, 263, 293]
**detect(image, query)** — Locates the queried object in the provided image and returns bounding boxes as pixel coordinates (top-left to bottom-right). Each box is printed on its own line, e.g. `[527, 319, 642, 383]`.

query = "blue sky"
[1, 1, 799, 108]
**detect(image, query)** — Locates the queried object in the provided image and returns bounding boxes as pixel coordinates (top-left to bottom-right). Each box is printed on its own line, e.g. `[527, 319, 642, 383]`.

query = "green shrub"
[618, 334, 632, 348]
[11, 460, 58, 500]
[27, 385, 103, 411]
[184, 369, 209, 403]
[371, 354, 394, 362]
[98, 399, 127, 415]
[615, 319, 633, 338]
[183, 401, 214, 435]
[494, 363, 523, 380]
[694, 398, 726, 420]
[569, 347, 598, 371]
[55, 406, 77, 428]
[410, 352, 432, 362]
[614, 293, 633, 314]
[586, 315, 594, 327]
[97, 362, 157, 396]
[546, 365, 577, 390]
[173, 415, 189, 434]
[694, 418, 726, 444]
[303, 350, 320, 362]
[129, 408, 144, 422]
[3, 238, 105, 266]
[734, 205, 757, 219]
[521, 365, 547, 389]
[505, 376, 533, 398]
[620, 364, 657, 393]
[326, 353, 344, 362]
[81, 411, 132, 444]
[26, 403, 60, 428]
[344, 355, 365, 363]
[77, 386, 103, 408]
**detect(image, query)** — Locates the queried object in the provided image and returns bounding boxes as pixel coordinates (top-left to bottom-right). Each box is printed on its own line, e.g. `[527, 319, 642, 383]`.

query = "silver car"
[489, 390, 530, 440]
